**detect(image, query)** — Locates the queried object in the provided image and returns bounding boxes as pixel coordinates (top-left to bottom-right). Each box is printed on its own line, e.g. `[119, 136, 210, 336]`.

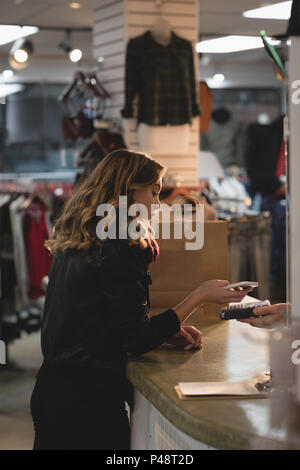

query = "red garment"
[24, 203, 52, 299]
[276, 139, 286, 177]
[62, 112, 94, 141]
[199, 81, 212, 132]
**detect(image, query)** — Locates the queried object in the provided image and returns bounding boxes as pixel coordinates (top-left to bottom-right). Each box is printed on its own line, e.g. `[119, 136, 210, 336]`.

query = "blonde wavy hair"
[45, 149, 166, 254]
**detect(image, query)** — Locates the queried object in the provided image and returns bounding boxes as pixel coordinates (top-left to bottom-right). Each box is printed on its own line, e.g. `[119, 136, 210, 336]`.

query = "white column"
[93, 0, 199, 186]
[93, 0, 126, 121]
[289, 37, 300, 402]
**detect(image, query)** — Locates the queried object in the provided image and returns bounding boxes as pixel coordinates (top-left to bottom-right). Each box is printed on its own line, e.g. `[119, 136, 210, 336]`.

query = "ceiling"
[0, 0, 290, 82]
[0, 0, 92, 29]
[0, 0, 289, 34]
[198, 0, 288, 36]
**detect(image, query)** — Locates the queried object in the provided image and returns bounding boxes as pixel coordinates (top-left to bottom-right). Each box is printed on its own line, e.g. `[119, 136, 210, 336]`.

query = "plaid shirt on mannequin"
[121, 31, 200, 126]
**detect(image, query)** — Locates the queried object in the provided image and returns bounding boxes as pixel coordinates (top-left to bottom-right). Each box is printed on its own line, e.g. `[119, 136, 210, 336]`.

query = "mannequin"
[151, 15, 172, 46]
[122, 12, 200, 154]
[136, 14, 190, 154]
[137, 121, 191, 154]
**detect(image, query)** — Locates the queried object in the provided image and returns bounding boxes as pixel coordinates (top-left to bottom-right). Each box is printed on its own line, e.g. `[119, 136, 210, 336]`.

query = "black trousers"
[30, 367, 130, 450]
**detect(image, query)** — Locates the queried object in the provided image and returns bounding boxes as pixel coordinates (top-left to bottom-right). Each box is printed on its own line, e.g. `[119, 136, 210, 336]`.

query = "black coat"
[121, 30, 200, 125]
[245, 115, 284, 197]
[38, 239, 180, 396]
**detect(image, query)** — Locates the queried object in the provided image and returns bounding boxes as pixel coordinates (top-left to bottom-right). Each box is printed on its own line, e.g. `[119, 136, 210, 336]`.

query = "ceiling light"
[243, 1, 292, 20]
[0, 84, 24, 98]
[97, 56, 104, 63]
[0, 25, 38, 46]
[14, 49, 28, 63]
[59, 30, 82, 62]
[2, 70, 14, 80]
[213, 73, 225, 82]
[69, 48, 82, 62]
[69, 2, 81, 8]
[9, 38, 34, 69]
[196, 35, 281, 53]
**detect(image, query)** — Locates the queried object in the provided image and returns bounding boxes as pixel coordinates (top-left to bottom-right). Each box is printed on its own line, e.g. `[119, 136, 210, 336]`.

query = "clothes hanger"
[87, 73, 110, 99]
[59, 71, 108, 111]
[59, 71, 85, 105]
[21, 192, 48, 211]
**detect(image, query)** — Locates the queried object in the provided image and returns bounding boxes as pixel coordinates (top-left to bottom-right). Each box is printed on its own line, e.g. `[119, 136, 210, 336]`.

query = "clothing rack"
[0, 175, 74, 364]
[0, 176, 74, 197]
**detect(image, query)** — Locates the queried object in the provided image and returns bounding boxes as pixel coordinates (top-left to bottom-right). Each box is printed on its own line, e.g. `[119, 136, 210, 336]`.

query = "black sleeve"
[188, 42, 201, 117]
[121, 38, 140, 119]
[100, 242, 181, 356]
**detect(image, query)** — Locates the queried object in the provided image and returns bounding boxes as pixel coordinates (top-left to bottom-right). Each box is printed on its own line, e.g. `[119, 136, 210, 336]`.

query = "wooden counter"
[126, 314, 300, 450]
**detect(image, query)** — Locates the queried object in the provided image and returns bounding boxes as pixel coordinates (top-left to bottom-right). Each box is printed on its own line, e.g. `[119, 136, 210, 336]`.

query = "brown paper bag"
[149, 220, 229, 320]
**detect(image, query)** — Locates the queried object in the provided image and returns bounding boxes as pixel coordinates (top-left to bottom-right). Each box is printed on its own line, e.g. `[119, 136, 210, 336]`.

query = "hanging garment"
[60, 71, 110, 142]
[286, 0, 300, 36]
[261, 197, 286, 302]
[276, 139, 286, 177]
[226, 213, 272, 300]
[199, 81, 212, 132]
[245, 115, 284, 197]
[9, 195, 30, 311]
[121, 30, 200, 125]
[75, 131, 127, 189]
[62, 112, 94, 141]
[23, 200, 52, 299]
[0, 197, 17, 316]
[201, 108, 245, 168]
[0, 196, 20, 343]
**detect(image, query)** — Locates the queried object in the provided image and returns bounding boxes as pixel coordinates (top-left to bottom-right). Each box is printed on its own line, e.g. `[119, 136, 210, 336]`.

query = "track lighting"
[9, 38, 34, 69]
[58, 30, 82, 63]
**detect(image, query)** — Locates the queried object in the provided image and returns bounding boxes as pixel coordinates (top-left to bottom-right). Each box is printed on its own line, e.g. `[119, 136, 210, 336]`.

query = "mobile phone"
[220, 300, 270, 320]
[223, 281, 259, 290]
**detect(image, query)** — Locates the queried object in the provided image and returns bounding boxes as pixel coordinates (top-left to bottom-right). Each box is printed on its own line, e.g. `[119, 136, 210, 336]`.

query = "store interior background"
[0, 0, 292, 450]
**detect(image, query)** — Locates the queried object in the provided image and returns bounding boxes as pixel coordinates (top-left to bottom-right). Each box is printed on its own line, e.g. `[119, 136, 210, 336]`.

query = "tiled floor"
[0, 332, 43, 450]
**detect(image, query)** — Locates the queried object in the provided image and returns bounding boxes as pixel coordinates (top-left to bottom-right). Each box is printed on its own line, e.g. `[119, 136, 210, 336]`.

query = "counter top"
[126, 312, 300, 450]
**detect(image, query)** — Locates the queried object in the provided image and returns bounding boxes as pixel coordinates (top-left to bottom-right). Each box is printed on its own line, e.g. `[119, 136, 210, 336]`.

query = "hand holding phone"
[223, 281, 259, 291]
[220, 300, 270, 320]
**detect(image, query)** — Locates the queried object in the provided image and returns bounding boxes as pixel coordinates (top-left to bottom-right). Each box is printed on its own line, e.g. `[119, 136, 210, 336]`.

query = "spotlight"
[69, 48, 82, 62]
[9, 38, 34, 69]
[58, 30, 82, 63]
[2, 69, 14, 80]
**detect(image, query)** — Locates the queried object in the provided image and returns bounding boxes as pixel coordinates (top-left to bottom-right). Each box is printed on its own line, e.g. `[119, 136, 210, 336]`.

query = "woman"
[30, 149, 250, 450]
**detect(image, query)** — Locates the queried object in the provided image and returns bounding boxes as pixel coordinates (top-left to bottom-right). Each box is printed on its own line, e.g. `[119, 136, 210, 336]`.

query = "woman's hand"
[237, 303, 287, 328]
[166, 326, 202, 351]
[194, 280, 253, 305]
